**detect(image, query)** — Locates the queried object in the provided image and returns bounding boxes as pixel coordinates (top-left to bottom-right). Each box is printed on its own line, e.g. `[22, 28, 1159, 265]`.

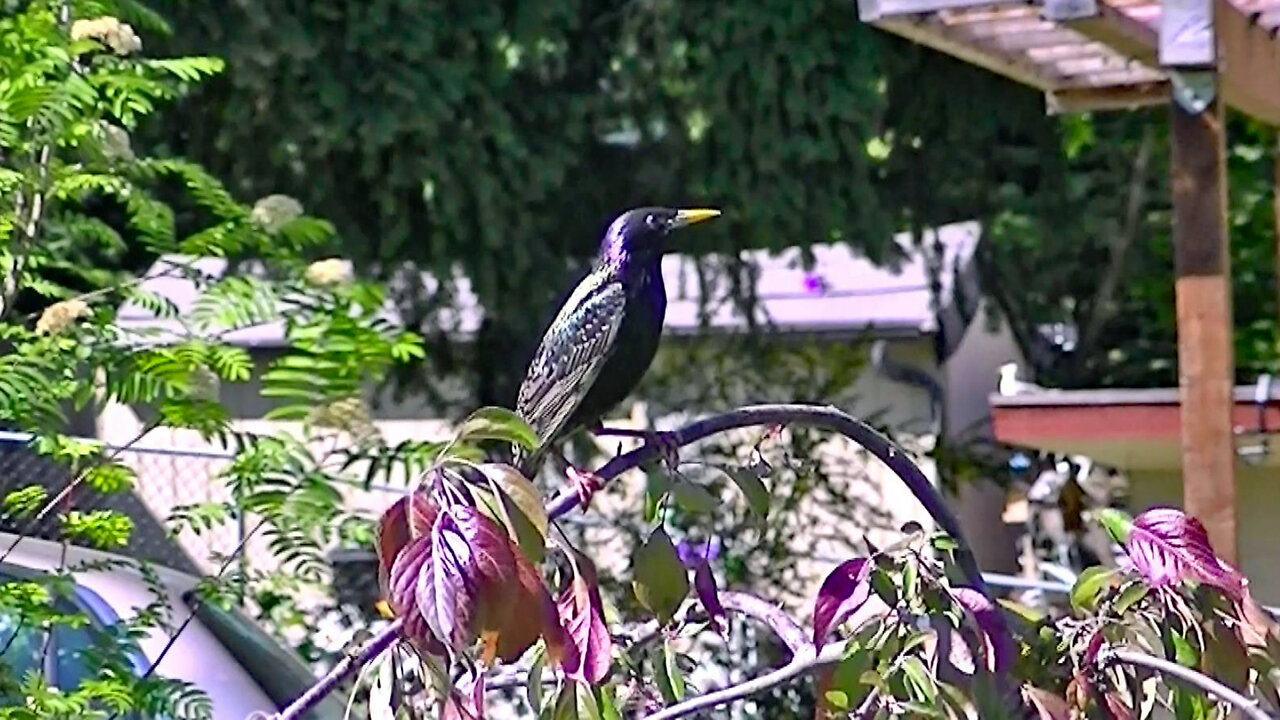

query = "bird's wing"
[517, 273, 626, 449]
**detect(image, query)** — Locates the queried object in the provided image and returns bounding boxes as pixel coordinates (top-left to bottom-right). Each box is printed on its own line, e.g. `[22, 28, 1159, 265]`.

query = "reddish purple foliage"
[812, 558, 871, 647]
[952, 586, 1013, 674]
[1125, 507, 1244, 601]
[555, 549, 613, 684]
[676, 540, 727, 633]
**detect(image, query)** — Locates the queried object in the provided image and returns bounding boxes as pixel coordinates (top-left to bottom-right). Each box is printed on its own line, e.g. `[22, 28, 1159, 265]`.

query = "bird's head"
[600, 206, 721, 262]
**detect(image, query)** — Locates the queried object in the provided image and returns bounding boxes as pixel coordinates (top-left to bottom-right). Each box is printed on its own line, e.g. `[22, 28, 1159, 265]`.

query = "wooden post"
[1170, 92, 1238, 563]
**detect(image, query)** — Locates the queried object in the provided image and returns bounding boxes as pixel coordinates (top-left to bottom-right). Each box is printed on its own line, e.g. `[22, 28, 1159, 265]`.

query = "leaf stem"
[1097, 646, 1277, 720]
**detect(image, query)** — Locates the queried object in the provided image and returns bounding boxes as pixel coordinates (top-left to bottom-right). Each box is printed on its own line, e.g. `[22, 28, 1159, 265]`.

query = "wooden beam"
[876, 17, 1062, 90]
[1171, 93, 1238, 563]
[1216, 0, 1280, 126]
[1045, 81, 1169, 113]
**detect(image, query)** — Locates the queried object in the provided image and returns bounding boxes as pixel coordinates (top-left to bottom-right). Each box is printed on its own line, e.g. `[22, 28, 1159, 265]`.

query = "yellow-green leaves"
[632, 527, 689, 624]
[455, 407, 539, 451]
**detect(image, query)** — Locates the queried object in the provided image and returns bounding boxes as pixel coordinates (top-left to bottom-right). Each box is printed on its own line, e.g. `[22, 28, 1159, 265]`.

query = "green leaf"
[1113, 582, 1149, 614]
[656, 639, 686, 703]
[632, 527, 689, 624]
[3, 485, 47, 519]
[479, 463, 549, 564]
[902, 558, 920, 605]
[527, 647, 546, 714]
[83, 462, 136, 494]
[594, 687, 622, 720]
[550, 683, 578, 720]
[576, 682, 602, 720]
[669, 479, 720, 514]
[721, 465, 770, 517]
[869, 567, 899, 608]
[901, 656, 936, 704]
[1070, 566, 1117, 613]
[454, 407, 539, 450]
[1097, 508, 1134, 545]
[61, 510, 133, 549]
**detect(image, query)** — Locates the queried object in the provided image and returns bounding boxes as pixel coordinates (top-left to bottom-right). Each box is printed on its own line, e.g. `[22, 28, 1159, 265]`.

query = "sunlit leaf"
[556, 548, 613, 684]
[1070, 567, 1117, 613]
[813, 558, 872, 647]
[655, 639, 686, 703]
[455, 407, 539, 450]
[632, 527, 689, 625]
[1124, 508, 1244, 601]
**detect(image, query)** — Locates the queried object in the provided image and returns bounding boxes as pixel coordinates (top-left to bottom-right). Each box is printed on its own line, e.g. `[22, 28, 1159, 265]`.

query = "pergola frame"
[857, 0, 1280, 562]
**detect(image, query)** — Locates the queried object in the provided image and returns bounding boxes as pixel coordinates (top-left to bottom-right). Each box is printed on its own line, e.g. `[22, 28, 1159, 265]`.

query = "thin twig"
[105, 517, 271, 720]
[642, 642, 846, 720]
[1097, 646, 1277, 720]
[272, 618, 405, 720]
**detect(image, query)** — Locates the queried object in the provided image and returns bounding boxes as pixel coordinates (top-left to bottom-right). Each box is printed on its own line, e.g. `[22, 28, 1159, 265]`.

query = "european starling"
[514, 207, 721, 503]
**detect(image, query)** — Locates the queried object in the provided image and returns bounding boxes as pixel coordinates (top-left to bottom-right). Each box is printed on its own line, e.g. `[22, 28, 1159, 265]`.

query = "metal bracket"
[1042, 0, 1098, 23]
[1169, 70, 1217, 114]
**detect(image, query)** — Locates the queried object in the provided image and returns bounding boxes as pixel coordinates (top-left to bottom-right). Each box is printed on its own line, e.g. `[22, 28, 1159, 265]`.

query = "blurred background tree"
[140, 1, 1280, 398]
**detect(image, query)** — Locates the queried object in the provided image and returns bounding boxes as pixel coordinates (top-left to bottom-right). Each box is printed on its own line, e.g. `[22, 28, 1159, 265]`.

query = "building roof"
[116, 221, 982, 350]
[990, 383, 1280, 469]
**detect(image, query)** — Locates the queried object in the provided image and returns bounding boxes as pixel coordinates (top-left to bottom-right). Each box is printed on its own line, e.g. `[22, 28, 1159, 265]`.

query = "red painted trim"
[992, 402, 1280, 444]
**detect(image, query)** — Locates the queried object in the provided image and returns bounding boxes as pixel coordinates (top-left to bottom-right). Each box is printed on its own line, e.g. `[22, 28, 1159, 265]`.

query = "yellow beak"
[673, 208, 722, 228]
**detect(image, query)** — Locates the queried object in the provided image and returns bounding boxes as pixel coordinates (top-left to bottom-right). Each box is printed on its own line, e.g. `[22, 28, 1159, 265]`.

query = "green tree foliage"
[148, 3, 1280, 393]
[0, 2, 450, 716]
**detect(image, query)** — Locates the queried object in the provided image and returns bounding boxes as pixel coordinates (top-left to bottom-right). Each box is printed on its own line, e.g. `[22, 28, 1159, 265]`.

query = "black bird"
[514, 207, 721, 503]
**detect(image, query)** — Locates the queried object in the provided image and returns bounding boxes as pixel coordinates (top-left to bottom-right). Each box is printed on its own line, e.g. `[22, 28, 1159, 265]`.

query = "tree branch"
[720, 591, 808, 654]
[1097, 646, 1277, 720]
[271, 404, 983, 719]
[642, 642, 846, 720]
[1074, 125, 1154, 364]
[547, 403, 987, 596]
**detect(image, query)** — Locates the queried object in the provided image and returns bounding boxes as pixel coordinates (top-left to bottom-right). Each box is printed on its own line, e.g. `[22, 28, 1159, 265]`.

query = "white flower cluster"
[35, 299, 90, 335]
[308, 396, 380, 444]
[99, 121, 134, 161]
[70, 17, 142, 55]
[250, 194, 303, 233]
[304, 258, 352, 287]
[187, 365, 221, 402]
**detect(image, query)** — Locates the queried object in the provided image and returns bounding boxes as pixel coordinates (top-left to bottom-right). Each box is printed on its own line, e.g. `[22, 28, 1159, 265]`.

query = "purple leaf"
[1125, 507, 1244, 601]
[556, 548, 613, 685]
[375, 496, 411, 598]
[418, 511, 478, 652]
[693, 563, 728, 634]
[812, 558, 872, 647]
[386, 534, 445, 656]
[443, 673, 486, 720]
[951, 586, 1014, 674]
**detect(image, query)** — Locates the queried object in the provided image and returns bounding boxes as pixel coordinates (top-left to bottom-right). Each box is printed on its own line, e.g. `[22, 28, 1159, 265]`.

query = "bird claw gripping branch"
[567, 466, 605, 510]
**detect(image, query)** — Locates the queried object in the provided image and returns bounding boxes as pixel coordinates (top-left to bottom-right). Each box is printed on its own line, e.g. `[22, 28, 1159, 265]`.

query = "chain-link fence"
[0, 432, 408, 581]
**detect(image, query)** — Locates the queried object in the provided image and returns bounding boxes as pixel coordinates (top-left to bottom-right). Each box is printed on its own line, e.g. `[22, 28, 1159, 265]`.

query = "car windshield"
[182, 590, 346, 720]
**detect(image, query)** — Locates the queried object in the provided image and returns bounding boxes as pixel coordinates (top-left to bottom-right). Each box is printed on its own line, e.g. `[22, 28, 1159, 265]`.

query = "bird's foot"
[567, 465, 605, 510]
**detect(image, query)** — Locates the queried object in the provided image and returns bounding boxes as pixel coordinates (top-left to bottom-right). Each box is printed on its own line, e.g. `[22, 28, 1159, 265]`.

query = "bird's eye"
[645, 214, 660, 229]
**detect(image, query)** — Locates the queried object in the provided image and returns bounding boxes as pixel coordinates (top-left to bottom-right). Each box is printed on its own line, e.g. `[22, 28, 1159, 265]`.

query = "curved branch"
[642, 642, 846, 720]
[1098, 647, 1277, 720]
[548, 403, 986, 595]
[720, 591, 808, 654]
[274, 404, 982, 720]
